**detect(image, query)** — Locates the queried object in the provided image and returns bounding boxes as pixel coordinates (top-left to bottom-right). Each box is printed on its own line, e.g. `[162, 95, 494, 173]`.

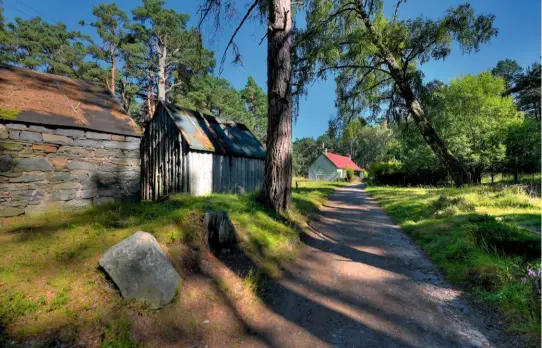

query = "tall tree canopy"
[132, 0, 214, 107]
[90, 3, 130, 94]
[294, 0, 498, 185]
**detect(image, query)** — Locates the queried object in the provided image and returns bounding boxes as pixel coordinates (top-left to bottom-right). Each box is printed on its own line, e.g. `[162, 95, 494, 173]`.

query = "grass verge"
[0, 180, 347, 346]
[366, 185, 541, 343]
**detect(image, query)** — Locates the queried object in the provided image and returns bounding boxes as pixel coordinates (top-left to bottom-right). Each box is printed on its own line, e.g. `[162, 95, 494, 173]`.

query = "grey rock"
[118, 171, 140, 181]
[6, 123, 27, 130]
[0, 155, 13, 172]
[123, 150, 140, 158]
[9, 131, 20, 140]
[85, 131, 111, 140]
[29, 125, 53, 133]
[103, 141, 139, 150]
[99, 231, 181, 309]
[13, 157, 53, 172]
[81, 189, 98, 199]
[94, 196, 116, 205]
[125, 137, 141, 143]
[55, 128, 85, 138]
[95, 148, 123, 158]
[203, 211, 238, 249]
[74, 139, 104, 148]
[67, 161, 96, 171]
[98, 185, 122, 197]
[49, 172, 77, 182]
[43, 133, 73, 145]
[62, 199, 92, 209]
[0, 141, 24, 151]
[19, 131, 42, 142]
[55, 182, 81, 190]
[10, 189, 43, 203]
[0, 206, 25, 217]
[10, 173, 46, 183]
[52, 189, 77, 201]
[0, 124, 8, 139]
[57, 146, 89, 156]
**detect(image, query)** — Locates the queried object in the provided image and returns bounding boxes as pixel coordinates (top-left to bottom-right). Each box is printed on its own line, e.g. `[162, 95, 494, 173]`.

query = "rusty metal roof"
[163, 103, 266, 160]
[0, 64, 142, 136]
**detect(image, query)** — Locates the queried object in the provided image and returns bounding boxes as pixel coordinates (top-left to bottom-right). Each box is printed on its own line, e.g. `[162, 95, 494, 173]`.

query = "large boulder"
[99, 231, 180, 309]
[203, 211, 238, 251]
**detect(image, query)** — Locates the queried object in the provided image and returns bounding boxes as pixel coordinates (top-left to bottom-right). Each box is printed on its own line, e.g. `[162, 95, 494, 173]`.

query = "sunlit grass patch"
[0, 180, 345, 345]
[367, 184, 541, 342]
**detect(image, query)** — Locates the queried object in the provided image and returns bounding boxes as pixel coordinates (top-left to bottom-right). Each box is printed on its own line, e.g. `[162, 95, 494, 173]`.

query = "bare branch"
[393, 0, 406, 23]
[218, 0, 259, 75]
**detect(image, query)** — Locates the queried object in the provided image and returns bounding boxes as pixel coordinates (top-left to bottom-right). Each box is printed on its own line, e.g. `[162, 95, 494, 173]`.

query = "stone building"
[0, 65, 142, 217]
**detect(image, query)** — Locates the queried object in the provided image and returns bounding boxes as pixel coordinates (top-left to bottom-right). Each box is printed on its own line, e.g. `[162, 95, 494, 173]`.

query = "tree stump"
[203, 211, 238, 252]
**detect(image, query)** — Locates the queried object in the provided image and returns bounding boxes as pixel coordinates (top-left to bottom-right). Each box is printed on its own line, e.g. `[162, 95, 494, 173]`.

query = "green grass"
[0, 180, 346, 346]
[366, 185, 541, 342]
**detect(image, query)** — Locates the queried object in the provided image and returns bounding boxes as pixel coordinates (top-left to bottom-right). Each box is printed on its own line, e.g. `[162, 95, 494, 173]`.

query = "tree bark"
[357, 5, 471, 186]
[157, 37, 167, 102]
[110, 46, 116, 95]
[264, 0, 293, 214]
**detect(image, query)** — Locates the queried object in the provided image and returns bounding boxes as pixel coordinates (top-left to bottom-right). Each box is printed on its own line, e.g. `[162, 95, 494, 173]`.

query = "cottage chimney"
[322, 142, 327, 154]
[347, 153, 351, 159]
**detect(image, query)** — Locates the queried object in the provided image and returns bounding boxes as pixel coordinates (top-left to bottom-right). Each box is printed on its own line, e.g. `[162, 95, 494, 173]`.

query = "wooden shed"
[141, 102, 265, 200]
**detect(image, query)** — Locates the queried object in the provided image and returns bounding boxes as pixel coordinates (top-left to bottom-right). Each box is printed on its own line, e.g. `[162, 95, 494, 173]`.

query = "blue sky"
[2, 0, 540, 139]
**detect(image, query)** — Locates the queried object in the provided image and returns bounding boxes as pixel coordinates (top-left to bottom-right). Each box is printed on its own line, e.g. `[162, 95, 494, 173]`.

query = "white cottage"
[308, 152, 363, 181]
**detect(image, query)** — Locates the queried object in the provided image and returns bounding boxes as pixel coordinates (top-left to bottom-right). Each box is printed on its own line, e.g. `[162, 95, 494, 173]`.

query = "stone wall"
[0, 122, 141, 217]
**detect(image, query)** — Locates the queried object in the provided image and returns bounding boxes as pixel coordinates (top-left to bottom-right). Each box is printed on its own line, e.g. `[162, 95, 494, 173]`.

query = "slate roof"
[163, 103, 266, 160]
[324, 152, 363, 171]
[0, 64, 142, 136]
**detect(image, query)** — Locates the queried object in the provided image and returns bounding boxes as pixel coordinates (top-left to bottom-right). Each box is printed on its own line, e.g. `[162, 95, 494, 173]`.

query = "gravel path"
[237, 184, 522, 348]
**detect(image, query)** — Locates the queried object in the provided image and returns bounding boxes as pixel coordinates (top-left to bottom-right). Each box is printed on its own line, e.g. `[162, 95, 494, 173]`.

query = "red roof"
[324, 153, 363, 171]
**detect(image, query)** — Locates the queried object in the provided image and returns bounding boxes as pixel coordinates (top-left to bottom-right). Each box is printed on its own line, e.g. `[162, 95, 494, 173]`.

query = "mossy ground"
[0, 180, 348, 347]
[366, 185, 541, 342]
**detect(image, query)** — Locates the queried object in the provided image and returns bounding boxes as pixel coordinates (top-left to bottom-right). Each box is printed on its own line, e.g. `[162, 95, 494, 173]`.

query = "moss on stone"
[0, 107, 21, 120]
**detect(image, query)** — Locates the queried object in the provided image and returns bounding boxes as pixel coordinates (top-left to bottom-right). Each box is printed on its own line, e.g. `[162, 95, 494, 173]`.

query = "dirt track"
[218, 184, 522, 348]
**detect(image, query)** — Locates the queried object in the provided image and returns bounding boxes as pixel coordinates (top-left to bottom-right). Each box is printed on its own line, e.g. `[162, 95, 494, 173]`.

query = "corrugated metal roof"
[163, 103, 266, 160]
[0, 64, 142, 136]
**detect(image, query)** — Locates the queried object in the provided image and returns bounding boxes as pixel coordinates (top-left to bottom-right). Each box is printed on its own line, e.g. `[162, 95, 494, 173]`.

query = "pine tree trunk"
[110, 47, 116, 95]
[357, 5, 471, 187]
[264, 0, 293, 214]
[157, 39, 167, 102]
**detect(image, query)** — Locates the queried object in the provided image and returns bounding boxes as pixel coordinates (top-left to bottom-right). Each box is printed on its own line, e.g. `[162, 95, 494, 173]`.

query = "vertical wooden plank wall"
[141, 107, 183, 200]
[142, 106, 265, 200]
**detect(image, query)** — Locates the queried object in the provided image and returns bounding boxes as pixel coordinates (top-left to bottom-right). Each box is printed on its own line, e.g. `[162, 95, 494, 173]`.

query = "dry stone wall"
[0, 122, 141, 217]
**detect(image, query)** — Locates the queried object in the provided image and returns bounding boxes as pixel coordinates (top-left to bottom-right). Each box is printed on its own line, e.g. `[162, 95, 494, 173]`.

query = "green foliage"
[367, 185, 541, 338]
[345, 168, 354, 182]
[0, 292, 40, 328]
[466, 215, 540, 261]
[505, 118, 541, 177]
[0, 107, 21, 119]
[2, 16, 99, 79]
[101, 315, 138, 348]
[430, 72, 522, 182]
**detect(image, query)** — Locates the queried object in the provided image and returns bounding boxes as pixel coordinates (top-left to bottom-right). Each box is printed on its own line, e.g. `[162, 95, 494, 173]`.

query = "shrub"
[369, 161, 450, 186]
[346, 168, 354, 182]
[466, 215, 540, 261]
[430, 195, 475, 217]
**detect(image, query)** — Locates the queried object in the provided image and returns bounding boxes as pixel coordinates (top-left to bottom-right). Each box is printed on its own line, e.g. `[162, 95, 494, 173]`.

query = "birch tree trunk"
[264, 0, 293, 213]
